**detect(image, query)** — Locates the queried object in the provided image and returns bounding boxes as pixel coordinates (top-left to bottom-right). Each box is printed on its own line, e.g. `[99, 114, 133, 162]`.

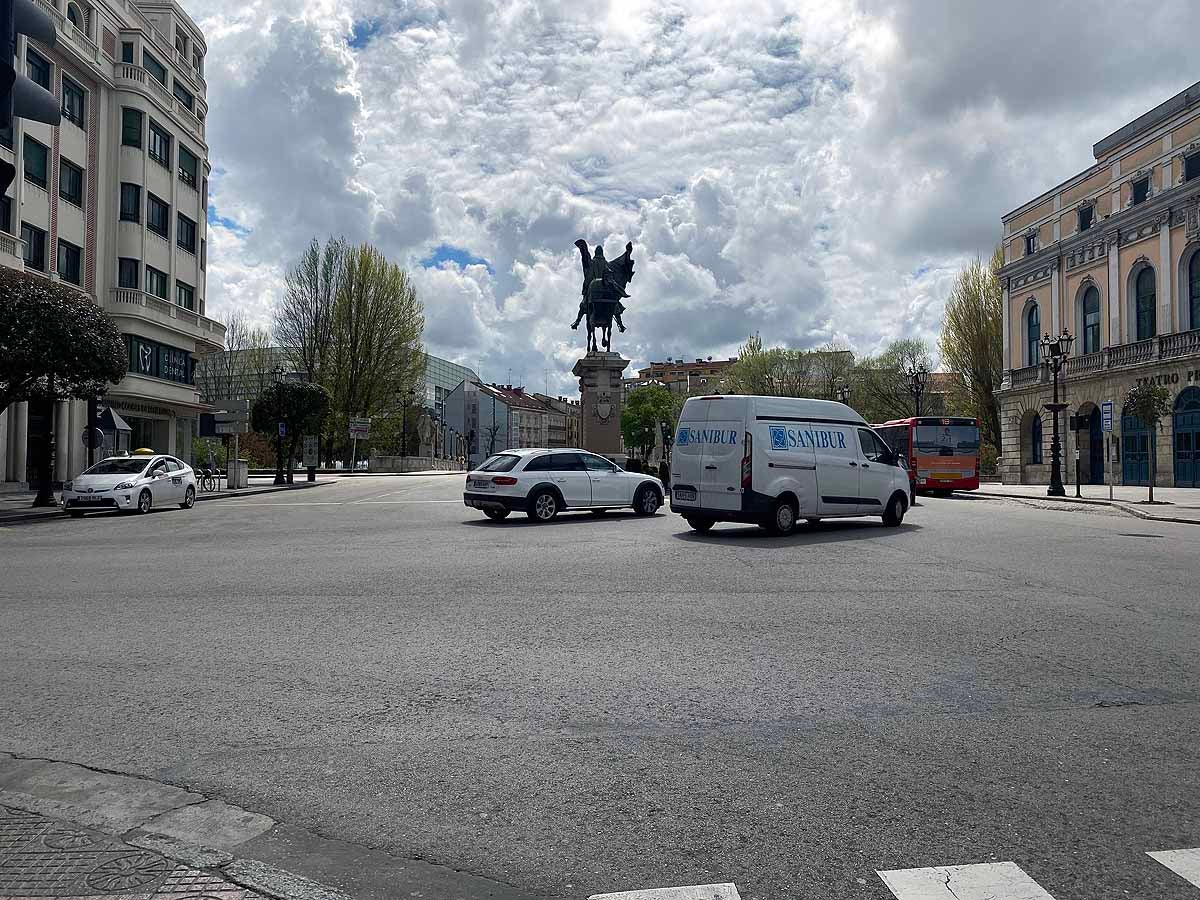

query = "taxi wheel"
[484, 508, 510, 521]
[526, 489, 559, 523]
[180, 486, 195, 509]
[67, 510, 84, 518]
[136, 489, 153, 514]
[633, 485, 660, 516]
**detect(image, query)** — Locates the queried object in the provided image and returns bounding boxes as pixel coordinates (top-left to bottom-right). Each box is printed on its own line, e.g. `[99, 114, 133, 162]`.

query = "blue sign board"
[1101, 400, 1114, 433]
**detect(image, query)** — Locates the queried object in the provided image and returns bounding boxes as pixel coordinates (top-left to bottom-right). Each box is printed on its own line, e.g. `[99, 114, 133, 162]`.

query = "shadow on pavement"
[461, 510, 649, 527]
[672, 519, 922, 546]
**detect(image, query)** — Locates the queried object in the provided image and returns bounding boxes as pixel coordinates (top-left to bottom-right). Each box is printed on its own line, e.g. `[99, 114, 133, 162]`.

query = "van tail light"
[492, 476, 518, 485]
[741, 431, 753, 488]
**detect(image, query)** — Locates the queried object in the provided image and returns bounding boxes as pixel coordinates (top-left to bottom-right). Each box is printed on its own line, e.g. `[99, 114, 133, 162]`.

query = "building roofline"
[1093, 79, 1200, 160]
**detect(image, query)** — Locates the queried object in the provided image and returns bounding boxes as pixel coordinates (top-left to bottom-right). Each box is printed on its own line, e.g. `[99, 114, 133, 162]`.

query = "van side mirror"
[897, 455, 909, 470]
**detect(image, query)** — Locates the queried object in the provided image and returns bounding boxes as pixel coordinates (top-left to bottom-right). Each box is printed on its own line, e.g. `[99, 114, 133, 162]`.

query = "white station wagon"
[61, 454, 197, 517]
[464, 449, 665, 522]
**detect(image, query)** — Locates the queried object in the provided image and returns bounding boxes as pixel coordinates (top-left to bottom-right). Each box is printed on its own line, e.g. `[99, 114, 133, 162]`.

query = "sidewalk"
[0, 751, 538, 900]
[965, 482, 1200, 524]
[0, 480, 335, 526]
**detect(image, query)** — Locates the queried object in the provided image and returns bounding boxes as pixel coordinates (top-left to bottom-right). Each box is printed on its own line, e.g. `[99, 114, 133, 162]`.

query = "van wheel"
[883, 492, 906, 527]
[685, 517, 714, 533]
[526, 489, 559, 522]
[768, 498, 797, 536]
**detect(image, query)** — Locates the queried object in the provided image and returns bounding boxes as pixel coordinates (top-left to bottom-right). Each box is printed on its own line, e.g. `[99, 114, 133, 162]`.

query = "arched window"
[1136, 267, 1156, 341]
[1026, 303, 1040, 366]
[1031, 415, 1043, 464]
[1082, 286, 1100, 354]
[1190, 252, 1200, 332]
[66, 3, 80, 27]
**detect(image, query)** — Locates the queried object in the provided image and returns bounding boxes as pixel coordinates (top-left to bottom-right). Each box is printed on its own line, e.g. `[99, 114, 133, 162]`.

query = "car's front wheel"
[180, 486, 195, 509]
[484, 508, 510, 521]
[526, 489, 559, 523]
[136, 489, 153, 514]
[633, 484, 661, 516]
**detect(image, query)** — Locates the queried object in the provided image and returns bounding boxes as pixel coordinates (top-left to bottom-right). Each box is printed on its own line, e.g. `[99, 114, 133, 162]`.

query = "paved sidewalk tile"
[0, 805, 264, 899]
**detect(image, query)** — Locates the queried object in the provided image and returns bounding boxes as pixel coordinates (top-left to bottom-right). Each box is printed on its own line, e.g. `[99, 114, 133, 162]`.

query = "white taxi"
[61, 453, 197, 517]
[464, 448, 664, 522]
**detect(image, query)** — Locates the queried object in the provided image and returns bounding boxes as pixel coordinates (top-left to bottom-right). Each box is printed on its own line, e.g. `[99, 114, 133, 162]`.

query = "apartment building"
[997, 79, 1200, 487]
[0, 0, 221, 486]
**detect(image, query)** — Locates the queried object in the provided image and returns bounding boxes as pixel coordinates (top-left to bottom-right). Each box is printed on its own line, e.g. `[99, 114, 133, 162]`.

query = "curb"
[0, 751, 541, 900]
[967, 489, 1200, 526]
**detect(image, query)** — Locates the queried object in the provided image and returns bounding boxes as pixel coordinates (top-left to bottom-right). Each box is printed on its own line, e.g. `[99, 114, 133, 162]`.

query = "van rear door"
[671, 399, 707, 510]
[698, 414, 743, 512]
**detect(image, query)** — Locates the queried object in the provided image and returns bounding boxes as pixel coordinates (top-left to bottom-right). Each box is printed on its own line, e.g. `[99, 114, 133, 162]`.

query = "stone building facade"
[0, 0, 220, 486]
[997, 80, 1200, 488]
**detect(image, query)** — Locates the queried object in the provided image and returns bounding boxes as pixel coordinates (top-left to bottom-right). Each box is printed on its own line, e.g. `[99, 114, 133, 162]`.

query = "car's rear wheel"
[633, 485, 660, 516]
[484, 508, 510, 521]
[136, 489, 152, 514]
[767, 498, 798, 536]
[526, 489, 559, 523]
[685, 517, 714, 533]
[180, 486, 195, 509]
[883, 492, 906, 527]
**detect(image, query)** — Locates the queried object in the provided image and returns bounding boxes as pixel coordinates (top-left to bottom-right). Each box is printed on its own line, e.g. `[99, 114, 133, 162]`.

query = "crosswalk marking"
[1148, 847, 1200, 887]
[589, 884, 740, 900]
[878, 862, 1056, 900]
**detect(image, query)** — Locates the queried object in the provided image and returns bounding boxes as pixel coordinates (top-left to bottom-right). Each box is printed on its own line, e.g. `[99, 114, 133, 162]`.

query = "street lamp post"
[272, 366, 285, 486]
[905, 365, 930, 417]
[836, 384, 851, 405]
[1040, 328, 1075, 498]
[401, 388, 416, 458]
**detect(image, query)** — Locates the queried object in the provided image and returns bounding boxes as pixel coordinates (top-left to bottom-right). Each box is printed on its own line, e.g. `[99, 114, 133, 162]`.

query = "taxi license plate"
[78, 495, 104, 502]
[674, 488, 697, 501]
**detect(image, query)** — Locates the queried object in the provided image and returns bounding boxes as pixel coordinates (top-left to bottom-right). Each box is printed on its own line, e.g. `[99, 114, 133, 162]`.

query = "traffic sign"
[1101, 400, 1114, 432]
[278, 422, 287, 438]
[349, 417, 371, 439]
[214, 423, 242, 435]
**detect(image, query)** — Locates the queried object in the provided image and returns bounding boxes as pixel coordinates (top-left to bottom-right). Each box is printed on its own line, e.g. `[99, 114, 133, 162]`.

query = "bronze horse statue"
[571, 240, 635, 352]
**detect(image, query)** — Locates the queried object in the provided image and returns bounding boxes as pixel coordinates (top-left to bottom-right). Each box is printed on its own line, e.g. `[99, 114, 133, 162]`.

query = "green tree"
[852, 338, 936, 424]
[252, 380, 331, 484]
[724, 333, 813, 397]
[621, 384, 676, 463]
[940, 246, 1004, 450]
[0, 268, 126, 505]
[1123, 382, 1172, 502]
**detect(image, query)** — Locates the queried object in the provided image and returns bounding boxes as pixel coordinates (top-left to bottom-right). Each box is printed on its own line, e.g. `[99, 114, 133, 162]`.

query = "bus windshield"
[914, 424, 980, 456]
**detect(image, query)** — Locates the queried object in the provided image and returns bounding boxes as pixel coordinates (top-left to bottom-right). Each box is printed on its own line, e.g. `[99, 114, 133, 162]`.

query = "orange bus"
[874, 417, 981, 494]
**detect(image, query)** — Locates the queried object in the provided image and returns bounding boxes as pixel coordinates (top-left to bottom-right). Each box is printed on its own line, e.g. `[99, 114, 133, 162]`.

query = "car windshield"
[477, 454, 520, 472]
[81, 458, 149, 475]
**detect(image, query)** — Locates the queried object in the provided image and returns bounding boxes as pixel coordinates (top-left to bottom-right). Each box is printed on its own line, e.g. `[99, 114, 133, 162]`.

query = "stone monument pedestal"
[572, 351, 630, 461]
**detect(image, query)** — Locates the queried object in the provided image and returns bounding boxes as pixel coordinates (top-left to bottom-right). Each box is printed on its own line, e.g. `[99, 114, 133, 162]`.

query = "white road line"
[878, 862, 1056, 900]
[1148, 848, 1200, 887]
[589, 884, 740, 900]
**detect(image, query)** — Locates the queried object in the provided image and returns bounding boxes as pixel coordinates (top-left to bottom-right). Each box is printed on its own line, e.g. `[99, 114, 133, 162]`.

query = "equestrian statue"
[571, 239, 635, 352]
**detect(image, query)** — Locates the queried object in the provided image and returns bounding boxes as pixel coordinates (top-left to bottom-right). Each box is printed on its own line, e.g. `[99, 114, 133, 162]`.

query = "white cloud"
[189, 0, 1200, 393]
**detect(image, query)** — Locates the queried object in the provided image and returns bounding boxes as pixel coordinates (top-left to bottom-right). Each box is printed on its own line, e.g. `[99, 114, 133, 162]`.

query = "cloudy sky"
[191, 0, 1200, 394]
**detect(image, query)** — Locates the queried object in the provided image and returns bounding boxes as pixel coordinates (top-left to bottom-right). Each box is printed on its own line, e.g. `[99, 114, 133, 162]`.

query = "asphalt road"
[1, 475, 1199, 900]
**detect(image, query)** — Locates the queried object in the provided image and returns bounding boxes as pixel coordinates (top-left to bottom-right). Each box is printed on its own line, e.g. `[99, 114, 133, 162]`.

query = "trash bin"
[228, 458, 249, 489]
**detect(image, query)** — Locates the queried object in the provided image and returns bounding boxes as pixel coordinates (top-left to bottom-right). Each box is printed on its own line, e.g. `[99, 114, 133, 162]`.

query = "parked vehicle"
[670, 395, 911, 535]
[463, 449, 664, 522]
[61, 453, 197, 517]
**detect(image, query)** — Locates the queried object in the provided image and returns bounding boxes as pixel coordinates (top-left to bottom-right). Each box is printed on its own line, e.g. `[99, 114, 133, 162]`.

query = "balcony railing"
[31, 0, 101, 63]
[115, 65, 205, 140]
[0, 230, 25, 260]
[109, 289, 225, 348]
[1009, 330, 1200, 388]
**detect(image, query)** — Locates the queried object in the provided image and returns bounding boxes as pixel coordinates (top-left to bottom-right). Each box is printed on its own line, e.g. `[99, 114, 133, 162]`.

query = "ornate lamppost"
[905, 365, 930, 417]
[1040, 328, 1074, 497]
[836, 383, 851, 405]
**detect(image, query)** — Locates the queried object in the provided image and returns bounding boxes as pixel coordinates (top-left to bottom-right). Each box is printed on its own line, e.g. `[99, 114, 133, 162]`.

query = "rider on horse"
[571, 241, 634, 351]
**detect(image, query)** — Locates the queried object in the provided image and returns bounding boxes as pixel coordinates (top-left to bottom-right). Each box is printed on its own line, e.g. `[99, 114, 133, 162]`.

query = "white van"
[669, 395, 911, 535]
